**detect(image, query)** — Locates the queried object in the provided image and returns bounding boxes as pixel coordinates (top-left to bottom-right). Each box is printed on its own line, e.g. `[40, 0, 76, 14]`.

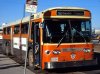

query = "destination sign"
[57, 10, 84, 16]
[26, 0, 37, 13]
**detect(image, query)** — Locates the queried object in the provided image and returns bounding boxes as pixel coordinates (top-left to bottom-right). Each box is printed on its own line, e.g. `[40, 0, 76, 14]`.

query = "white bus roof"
[2, 7, 89, 28]
[2, 16, 30, 28]
[42, 7, 88, 13]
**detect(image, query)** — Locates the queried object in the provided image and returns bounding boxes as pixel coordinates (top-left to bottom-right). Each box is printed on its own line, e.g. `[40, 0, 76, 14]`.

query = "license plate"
[51, 57, 58, 62]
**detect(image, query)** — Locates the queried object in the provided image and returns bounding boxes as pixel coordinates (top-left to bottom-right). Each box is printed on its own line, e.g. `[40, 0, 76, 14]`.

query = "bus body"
[2, 7, 97, 69]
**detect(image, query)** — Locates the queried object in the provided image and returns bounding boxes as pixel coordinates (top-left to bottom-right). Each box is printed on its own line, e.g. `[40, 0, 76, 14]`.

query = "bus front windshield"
[43, 19, 91, 43]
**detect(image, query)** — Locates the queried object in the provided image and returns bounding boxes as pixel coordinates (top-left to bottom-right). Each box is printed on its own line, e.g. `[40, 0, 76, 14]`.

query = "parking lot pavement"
[0, 51, 34, 74]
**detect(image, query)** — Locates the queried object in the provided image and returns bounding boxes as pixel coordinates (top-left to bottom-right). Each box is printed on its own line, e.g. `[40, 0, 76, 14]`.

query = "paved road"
[0, 50, 34, 74]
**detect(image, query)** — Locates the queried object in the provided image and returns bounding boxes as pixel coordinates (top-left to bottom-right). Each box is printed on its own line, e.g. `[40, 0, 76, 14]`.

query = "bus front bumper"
[44, 59, 97, 69]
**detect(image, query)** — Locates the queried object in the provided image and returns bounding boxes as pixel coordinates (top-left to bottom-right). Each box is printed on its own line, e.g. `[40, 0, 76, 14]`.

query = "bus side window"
[21, 22, 29, 34]
[6, 27, 11, 34]
[3, 28, 6, 34]
[14, 25, 20, 34]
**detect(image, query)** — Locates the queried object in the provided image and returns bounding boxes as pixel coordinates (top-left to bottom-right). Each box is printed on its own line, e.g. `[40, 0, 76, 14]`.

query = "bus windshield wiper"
[56, 31, 68, 48]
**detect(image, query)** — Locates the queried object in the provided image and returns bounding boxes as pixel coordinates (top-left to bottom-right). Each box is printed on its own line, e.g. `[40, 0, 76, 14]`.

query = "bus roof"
[2, 16, 30, 28]
[2, 7, 89, 28]
[42, 7, 88, 13]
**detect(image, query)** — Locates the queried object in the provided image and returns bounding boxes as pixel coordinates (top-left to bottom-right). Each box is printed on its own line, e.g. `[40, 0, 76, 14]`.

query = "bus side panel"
[13, 37, 28, 63]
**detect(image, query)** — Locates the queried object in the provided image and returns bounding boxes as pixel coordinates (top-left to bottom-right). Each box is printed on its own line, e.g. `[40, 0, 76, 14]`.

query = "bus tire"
[28, 49, 34, 67]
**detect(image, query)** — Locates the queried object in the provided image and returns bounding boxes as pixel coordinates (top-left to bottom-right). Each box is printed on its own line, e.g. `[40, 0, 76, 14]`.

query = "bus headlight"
[52, 50, 61, 55]
[45, 50, 50, 54]
[83, 48, 91, 53]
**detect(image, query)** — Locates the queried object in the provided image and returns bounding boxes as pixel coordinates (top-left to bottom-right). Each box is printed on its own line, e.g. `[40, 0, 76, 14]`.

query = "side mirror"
[39, 23, 44, 28]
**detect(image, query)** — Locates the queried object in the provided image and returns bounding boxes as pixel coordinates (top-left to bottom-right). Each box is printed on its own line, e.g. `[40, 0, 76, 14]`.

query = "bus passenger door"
[33, 23, 40, 66]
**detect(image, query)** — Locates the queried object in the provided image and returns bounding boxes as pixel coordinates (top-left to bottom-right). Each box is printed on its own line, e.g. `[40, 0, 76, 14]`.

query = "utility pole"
[24, 0, 38, 74]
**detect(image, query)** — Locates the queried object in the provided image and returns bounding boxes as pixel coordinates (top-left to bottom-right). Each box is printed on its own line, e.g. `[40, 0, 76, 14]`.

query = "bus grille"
[62, 48, 83, 52]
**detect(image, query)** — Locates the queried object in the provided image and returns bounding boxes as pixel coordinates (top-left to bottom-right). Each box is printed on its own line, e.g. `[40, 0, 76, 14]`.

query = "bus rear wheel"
[28, 49, 34, 67]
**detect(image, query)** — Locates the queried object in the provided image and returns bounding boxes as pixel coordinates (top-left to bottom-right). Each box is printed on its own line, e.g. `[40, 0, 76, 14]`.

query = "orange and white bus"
[2, 7, 97, 70]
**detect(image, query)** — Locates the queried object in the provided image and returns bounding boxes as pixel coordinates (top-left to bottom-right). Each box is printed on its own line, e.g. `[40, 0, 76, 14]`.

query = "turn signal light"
[52, 50, 61, 55]
[83, 48, 91, 53]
